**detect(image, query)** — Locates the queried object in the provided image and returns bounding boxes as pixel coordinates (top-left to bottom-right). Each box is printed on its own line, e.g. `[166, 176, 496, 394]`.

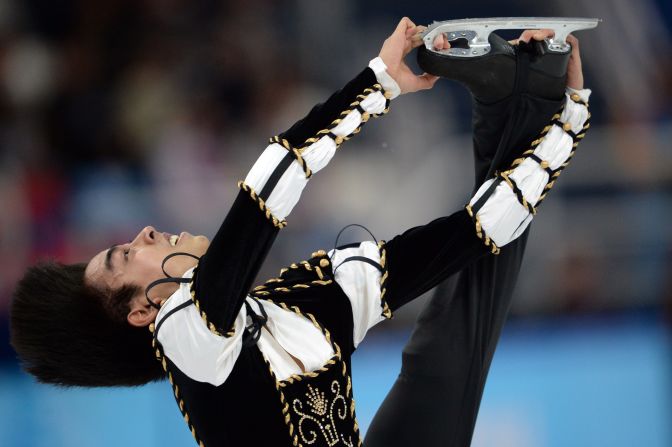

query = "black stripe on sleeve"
[259, 150, 296, 201]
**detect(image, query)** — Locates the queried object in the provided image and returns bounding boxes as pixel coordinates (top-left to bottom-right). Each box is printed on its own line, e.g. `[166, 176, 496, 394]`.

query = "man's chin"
[190, 236, 210, 256]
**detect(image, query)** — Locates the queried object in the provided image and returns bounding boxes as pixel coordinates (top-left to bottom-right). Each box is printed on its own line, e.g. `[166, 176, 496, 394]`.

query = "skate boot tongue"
[516, 40, 569, 101]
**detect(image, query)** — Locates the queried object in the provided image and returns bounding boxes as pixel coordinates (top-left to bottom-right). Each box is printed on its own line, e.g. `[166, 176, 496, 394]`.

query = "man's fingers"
[432, 33, 451, 50]
[406, 24, 418, 37]
[518, 28, 555, 43]
[518, 30, 534, 43]
[432, 34, 442, 49]
[533, 29, 555, 41]
[394, 17, 415, 37]
[394, 17, 408, 34]
[411, 32, 425, 49]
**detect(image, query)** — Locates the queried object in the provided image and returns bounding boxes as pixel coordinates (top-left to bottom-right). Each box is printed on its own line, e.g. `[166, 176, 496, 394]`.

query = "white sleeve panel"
[157, 283, 246, 387]
[564, 87, 591, 132]
[331, 108, 365, 137]
[329, 241, 386, 347]
[243, 143, 310, 221]
[468, 88, 591, 249]
[301, 136, 338, 173]
[241, 71, 393, 223]
[244, 143, 290, 190]
[263, 163, 309, 221]
[531, 126, 575, 170]
[507, 158, 549, 204]
[359, 91, 388, 115]
[468, 179, 533, 247]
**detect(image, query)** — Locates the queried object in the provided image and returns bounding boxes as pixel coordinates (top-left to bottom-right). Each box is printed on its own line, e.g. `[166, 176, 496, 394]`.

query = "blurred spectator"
[1, 0, 671, 368]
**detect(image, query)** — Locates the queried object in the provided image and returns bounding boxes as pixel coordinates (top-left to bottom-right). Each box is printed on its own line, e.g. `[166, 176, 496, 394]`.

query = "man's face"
[85, 226, 210, 302]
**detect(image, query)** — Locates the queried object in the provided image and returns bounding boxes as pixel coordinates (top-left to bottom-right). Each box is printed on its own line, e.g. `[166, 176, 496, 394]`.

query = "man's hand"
[378, 17, 439, 94]
[517, 29, 584, 90]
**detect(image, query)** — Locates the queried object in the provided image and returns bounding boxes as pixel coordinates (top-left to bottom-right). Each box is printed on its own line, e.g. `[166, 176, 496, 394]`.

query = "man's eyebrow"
[105, 245, 119, 271]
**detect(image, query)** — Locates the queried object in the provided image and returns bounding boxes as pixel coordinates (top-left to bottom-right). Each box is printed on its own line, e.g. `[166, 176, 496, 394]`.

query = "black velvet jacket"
[151, 67, 488, 447]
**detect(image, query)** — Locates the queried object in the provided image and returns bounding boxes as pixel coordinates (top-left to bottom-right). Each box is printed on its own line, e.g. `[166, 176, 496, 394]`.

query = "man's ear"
[127, 295, 159, 327]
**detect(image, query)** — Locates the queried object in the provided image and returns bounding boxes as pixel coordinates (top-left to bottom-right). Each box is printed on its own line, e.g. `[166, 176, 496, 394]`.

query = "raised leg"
[365, 35, 570, 447]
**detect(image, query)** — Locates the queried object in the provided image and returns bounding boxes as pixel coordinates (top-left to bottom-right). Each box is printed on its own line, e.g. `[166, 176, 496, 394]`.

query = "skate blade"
[422, 17, 600, 57]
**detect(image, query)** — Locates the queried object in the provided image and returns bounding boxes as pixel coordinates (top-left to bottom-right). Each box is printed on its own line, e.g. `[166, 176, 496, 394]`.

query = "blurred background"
[0, 0, 670, 446]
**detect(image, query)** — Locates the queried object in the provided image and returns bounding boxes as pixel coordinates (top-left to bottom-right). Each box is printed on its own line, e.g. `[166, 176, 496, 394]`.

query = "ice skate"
[417, 17, 600, 102]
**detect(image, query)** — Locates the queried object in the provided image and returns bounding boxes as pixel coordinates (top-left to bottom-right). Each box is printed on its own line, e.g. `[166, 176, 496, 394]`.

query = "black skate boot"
[417, 17, 599, 103]
[417, 17, 599, 183]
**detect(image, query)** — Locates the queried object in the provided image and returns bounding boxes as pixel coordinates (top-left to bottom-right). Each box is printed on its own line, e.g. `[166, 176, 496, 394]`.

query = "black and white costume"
[365, 45, 591, 447]
[150, 56, 591, 447]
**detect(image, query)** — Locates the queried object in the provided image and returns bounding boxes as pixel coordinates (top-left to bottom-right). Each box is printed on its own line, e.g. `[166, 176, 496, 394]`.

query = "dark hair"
[10, 261, 165, 387]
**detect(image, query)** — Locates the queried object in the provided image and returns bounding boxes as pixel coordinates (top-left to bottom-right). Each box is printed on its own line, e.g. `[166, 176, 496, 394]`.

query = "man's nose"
[132, 226, 157, 245]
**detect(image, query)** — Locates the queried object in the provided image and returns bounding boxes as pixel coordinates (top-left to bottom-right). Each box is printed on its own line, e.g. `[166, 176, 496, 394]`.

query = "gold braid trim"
[250, 84, 392, 231]
[251, 278, 333, 297]
[255, 297, 363, 446]
[376, 241, 393, 319]
[180, 267, 234, 337]
[569, 92, 588, 107]
[465, 204, 501, 255]
[296, 83, 390, 152]
[251, 252, 333, 296]
[185, 274, 235, 338]
[466, 100, 591, 252]
[499, 171, 537, 216]
[504, 114, 559, 173]
[188, 289, 235, 338]
[149, 336, 206, 447]
[534, 113, 591, 208]
[238, 181, 288, 229]
[270, 136, 312, 178]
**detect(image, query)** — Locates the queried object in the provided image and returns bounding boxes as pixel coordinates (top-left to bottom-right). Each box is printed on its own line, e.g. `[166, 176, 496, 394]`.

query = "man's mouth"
[169, 234, 179, 246]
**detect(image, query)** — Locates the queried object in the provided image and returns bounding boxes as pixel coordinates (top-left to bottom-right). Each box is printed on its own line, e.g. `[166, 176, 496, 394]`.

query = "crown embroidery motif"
[292, 380, 352, 446]
[306, 385, 328, 417]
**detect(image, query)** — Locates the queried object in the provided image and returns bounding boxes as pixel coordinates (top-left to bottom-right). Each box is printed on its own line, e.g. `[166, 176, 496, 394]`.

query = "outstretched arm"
[333, 34, 590, 345]
[191, 18, 435, 336]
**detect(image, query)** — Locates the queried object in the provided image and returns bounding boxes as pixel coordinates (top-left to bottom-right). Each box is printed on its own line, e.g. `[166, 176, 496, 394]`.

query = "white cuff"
[566, 86, 591, 103]
[369, 56, 401, 99]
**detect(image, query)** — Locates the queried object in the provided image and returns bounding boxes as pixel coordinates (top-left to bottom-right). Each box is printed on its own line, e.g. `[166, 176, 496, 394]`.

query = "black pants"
[364, 80, 565, 445]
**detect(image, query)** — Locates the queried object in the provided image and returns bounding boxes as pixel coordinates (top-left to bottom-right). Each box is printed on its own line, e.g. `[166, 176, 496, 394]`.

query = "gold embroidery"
[292, 381, 352, 446]
[376, 241, 393, 318]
